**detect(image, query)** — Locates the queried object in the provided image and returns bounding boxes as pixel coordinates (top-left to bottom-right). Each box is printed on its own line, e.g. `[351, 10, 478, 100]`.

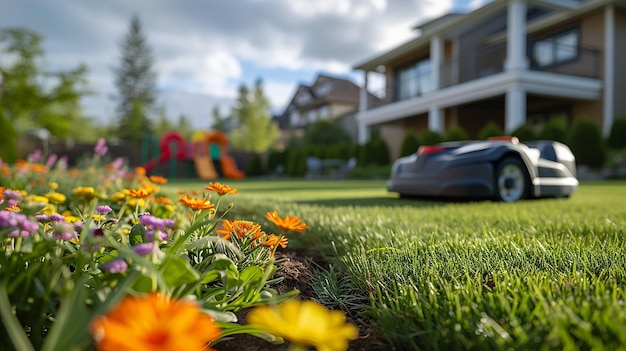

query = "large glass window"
[396, 59, 431, 101]
[532, 29, 579, 67]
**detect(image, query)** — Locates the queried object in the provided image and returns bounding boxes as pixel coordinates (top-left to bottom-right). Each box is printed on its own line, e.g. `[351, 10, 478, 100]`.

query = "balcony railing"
[440, 43, 506, 88]
[363, 43, 601, 110]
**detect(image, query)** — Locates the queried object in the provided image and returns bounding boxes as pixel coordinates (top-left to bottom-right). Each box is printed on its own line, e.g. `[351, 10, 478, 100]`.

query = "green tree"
[229, 79, 280, 153]
[0, 27, 90, 140]
[176, 114, 193, 140]
[114, 15, 156, 144]
[211, 106, 231, 132]
[153, 106, 175, 137]
[303, 119, 351, 146]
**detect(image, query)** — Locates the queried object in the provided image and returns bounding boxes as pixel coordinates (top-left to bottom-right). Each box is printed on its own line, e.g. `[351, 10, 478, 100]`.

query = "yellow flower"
[205, 182, 238, 196]
[110, 191, 128, 202]
[93, 214, 107, 221]
[265, 211, 308, 233]
[45, 192, 66, 204]
[178, 195, 214, 211]
[49, 182, 59, 189]
[90, 293, 221, 351]
[42, 204, 57, 216]
[127, 198, 146, 208]
[247, 299, 358, 351]
[25, 195, 49, 204]
[216, 220, 264, 240]
[73, 186, 95, 200]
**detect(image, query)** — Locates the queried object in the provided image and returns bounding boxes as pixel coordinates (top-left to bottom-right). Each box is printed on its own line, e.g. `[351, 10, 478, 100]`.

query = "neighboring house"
[277, 74, 378, 144]
[354, 0, 626, 160]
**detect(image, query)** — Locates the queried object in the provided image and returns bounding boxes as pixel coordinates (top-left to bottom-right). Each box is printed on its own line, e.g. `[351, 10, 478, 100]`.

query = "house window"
[532, 29, 579, 68]
[396, 59, 431, 101]
[297, 92, 312, 105]
[315, 81, 332, 96]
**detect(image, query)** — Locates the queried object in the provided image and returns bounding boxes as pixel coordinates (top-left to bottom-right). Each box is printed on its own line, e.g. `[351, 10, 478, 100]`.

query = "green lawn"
[167, 179, 626, 350]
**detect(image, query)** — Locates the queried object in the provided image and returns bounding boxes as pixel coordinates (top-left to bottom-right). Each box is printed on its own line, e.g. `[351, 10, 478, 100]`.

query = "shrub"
[568, 117, 605, 168]
[478, 121, 504, 140]
[0, 112, 18, 163]
[267, 149, 286, 174]
[399, 132, 420, 157]
[421, 130, 444, 145]
[540, 117, 568, 143]
[247, 153, 264, 176]
[607, 117, 626, 149]
[445, 126, 469, 141]
[511, 123, 537, 142]
[362, 136, 390, 166]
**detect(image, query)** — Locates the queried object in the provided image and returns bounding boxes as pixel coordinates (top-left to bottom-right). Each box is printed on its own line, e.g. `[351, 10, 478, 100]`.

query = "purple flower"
[145, 230, 168, 242]
[28, 149, 42, 163]
[132, 242, 160, 256]
[96, 205, 112, 215]
[45, 154, 58, 168]
[53, 231, 77, 240]
[94, 138, 108, 156]
[100, 259, 128, 273]
[52, 222, 76, 240]
[7, 199, 19, 207]
[139, 214, 175, 231]
[0, 211, 39, 237]
[4, 190, 22, 200]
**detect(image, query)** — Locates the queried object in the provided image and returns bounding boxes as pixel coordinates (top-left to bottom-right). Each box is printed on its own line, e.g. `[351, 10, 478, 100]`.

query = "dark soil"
[214, 251, 392, 351]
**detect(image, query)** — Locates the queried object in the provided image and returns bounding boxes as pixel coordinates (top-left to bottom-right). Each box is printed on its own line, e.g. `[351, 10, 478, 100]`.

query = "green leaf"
[129, 224, 146, 245]
[161, 256, 201, 288]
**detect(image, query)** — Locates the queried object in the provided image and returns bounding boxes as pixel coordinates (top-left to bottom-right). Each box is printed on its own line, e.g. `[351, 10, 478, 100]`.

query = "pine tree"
[113, 15, 157, 144]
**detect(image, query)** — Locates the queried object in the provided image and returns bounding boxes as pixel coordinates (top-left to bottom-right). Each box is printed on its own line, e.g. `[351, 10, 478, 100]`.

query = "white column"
[357, 120, 370, 144]
[428, 107, 444, 133]
[359, 71, 369, 112]
[506, 86, 526, 132]
[505, 0, 528, 71]
[603, 5, 615, 136]
[430, 35, 442, 92]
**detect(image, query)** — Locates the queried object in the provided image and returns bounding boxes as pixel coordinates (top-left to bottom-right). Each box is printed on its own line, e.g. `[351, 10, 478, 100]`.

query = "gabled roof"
[353, 0, 613, 72]
[283, 74, 361, 112]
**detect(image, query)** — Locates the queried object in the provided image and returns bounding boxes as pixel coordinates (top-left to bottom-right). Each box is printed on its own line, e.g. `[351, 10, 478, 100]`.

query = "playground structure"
[141, 131, 245, 180]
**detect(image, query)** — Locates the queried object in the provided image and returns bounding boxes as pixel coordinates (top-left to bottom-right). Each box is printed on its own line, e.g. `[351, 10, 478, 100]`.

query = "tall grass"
[168, 180, 626, 350]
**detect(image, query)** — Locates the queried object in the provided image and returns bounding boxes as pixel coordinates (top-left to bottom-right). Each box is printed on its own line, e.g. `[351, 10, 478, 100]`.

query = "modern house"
[276, 74, 379, 145]
[354, 0, 626, 160]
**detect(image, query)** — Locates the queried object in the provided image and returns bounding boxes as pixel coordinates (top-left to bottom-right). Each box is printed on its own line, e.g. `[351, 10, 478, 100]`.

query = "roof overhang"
[353, 0, 618, 72]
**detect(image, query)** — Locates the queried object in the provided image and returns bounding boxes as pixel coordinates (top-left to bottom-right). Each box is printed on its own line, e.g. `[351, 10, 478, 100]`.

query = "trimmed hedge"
[567, 117, 605, 168]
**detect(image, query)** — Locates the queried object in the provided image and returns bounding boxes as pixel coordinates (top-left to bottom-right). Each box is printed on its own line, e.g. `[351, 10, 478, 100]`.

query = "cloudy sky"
[1, 0, 490, 129]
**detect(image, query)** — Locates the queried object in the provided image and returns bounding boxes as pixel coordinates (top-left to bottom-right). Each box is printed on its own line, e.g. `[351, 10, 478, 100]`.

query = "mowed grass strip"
[166, 180, 626, 350]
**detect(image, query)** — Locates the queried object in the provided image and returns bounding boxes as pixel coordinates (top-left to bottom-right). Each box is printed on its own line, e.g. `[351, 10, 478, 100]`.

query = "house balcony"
[358, 46, 601, 127]
[359, 44, 601, 126]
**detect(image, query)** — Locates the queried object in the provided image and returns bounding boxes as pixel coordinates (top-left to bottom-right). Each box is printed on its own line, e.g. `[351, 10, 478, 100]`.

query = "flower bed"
[0, 139, 357, 351]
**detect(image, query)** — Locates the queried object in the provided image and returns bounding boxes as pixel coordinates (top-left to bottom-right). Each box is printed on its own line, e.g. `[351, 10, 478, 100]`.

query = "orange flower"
[205, 182, 238, 196]
[128, 188, 151, 199]
[261, 234, 288, 249]
[265, 211, 308, 233]
[191, 190, 202, 196]
[216, 220, 264, 240]
[149, 175, 168, 184]
[135, 167, 147, 176]
[178, 195, 214, 211]
[90, 293, 221, 351]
